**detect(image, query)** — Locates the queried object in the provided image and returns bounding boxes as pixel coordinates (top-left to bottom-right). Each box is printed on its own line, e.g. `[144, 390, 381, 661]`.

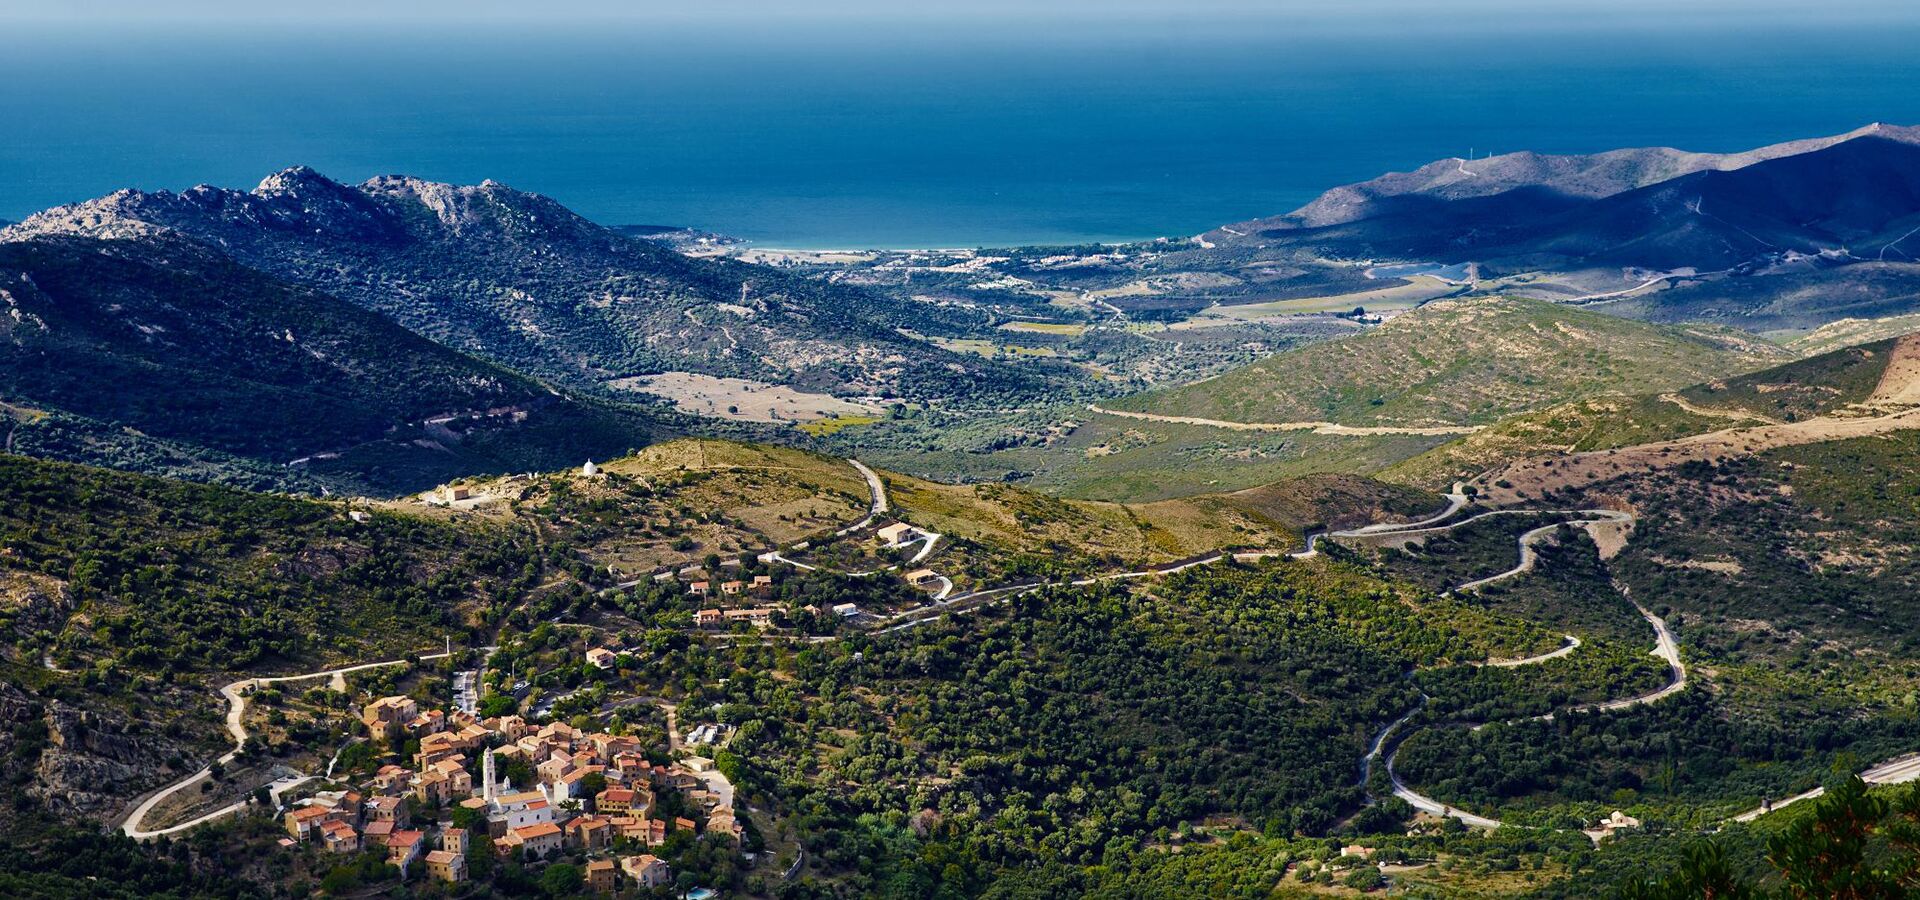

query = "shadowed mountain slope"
[6, 168, 1034, 403]
[0, 233, 665, 493]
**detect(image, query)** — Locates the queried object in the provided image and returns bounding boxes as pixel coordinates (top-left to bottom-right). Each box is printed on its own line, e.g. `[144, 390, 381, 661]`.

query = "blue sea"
[5, 16, 1920, 248]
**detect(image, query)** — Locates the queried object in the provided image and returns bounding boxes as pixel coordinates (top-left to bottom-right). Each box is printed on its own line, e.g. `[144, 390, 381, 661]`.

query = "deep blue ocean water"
[5, 18, 1920, 248]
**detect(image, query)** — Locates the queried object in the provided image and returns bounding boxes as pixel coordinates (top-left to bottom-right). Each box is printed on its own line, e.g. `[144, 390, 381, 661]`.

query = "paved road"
[1730, 753, 1920, 823]
[121, 649, 455, 840]
[832, 459, 891, 537]
[1294, 491, 1473, 559]
[1589, 594, 1686, 712]
[1478, 635, 1581, 668]
[874, 493, 1475, 635]
[1451, 511, 1634, 594]
[1366, 510, 1696, 833]
[1340, 490, 1472, 537]
[1387, 749, 1504, 829]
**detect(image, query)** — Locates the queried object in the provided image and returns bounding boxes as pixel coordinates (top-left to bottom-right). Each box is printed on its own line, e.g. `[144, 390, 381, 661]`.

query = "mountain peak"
[254, 165, 347, 197]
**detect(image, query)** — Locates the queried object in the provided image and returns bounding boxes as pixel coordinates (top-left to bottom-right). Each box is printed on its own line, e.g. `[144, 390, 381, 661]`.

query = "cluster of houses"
[280, 694, 739, 893]
[616, 518, 947, 638]
[685, 573, 776, 599]
[642, 566, 865, 630]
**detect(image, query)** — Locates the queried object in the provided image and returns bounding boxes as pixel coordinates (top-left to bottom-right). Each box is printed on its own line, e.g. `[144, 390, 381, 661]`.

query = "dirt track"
[1472, 334, 1920, 505]
[1087, 404, 1481, 436]
[1474, 405, 1920, 505]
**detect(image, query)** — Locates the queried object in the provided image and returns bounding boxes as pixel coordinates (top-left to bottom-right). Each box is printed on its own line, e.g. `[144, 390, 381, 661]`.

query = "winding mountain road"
[1478, 635, 1581, 668]
[1293, 489, 1470, 558]
[120, 649, 456, 841]
[832, 459, 890, 537]
[1353, 509, 1694, 832]
[1449, 510, 1634, 594]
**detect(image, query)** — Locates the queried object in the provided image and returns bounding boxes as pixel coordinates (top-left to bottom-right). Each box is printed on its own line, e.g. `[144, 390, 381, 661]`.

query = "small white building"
[877, 523, 916, 546]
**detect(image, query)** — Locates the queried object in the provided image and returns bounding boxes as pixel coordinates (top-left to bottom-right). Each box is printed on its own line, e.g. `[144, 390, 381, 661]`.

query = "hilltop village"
[149, 468, 957, 897]
[277, 693, 723, 895]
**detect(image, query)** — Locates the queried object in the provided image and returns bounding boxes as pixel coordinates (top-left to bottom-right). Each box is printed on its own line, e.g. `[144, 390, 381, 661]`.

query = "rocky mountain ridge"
[1216, 122, 1920, 236]
[5, 167, 1028, 403]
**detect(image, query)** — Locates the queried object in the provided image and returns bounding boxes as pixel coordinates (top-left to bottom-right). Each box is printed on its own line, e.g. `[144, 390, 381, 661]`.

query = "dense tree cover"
[1405, 536, 1674, 722]
[1459, 535, 1653, 646]
[1359, 512, 1561, 593]
[0, 454, 550, 671]
[657, 561, 1559, 886]
[1593, 445, 1920, 658]
[11, 409, 1920, 896]
[0, 814, 266, 899]
[1614, 776, 1920, 899]
[1415, 638, 1670, 724]
[760, 803, 1602, 899]
[1, 404, 335, 494]
[1394, 692, 1920, 828]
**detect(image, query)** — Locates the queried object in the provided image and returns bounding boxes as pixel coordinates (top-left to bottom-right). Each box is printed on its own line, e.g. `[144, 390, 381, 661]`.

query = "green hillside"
[1677, 335, 1898, 421]
[1112, 296, 1789, 428]
[1383, 334, 1912, 488]
[0, 453, 541, 675]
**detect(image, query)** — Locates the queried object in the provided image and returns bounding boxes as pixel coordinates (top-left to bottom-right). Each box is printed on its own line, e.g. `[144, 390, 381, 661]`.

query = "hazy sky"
[5, 0, 1915, 28]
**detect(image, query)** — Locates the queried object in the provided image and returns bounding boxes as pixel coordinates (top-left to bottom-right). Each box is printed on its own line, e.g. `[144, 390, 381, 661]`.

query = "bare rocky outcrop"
[0, 680, 196, 826]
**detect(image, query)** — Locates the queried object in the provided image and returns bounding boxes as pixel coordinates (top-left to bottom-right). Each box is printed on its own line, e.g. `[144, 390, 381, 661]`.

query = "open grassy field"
[998, 320, 1088, 336]
[414, 440, 874, 574]
[883, 474, 1298, 561]
[795, 414, 884, 436]
[605, 371, 882, 423]
[1114, 296, 1790, 429]
[407, 439, 1438, 573]
[860, 411, 1452, 504]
